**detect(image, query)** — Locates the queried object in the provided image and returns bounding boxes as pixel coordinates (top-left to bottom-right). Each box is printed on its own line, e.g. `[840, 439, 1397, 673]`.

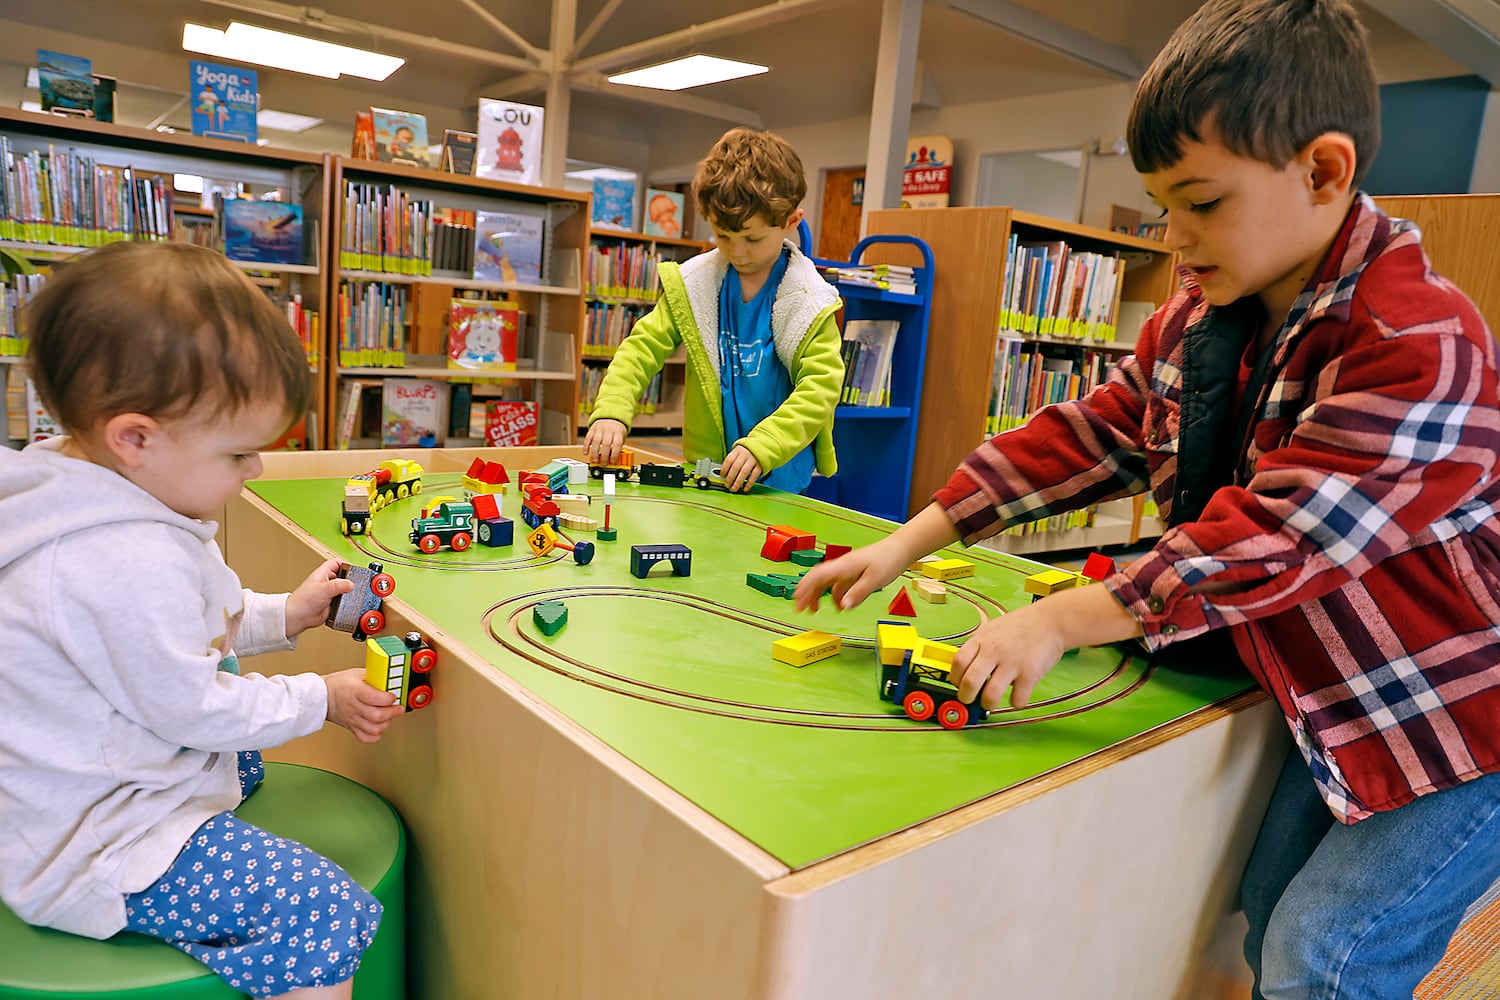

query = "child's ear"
[101, 412, 162, 469]
[784, 207, 806, 231]
[1303, 132, 1358, 205]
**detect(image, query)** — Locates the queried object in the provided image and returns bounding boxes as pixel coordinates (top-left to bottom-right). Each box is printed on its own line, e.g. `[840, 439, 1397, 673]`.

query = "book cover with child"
[371, 108, 430, 168]
[447, 298, 519, 371]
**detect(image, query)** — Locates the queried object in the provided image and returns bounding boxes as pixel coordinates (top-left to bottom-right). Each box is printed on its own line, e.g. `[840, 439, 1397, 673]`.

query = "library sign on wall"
[903, 135, 952, 209]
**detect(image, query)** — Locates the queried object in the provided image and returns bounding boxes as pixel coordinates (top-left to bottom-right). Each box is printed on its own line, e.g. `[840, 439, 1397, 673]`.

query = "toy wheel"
[407, 685, 432, 710]
[360, 609, 386, 636]
[572, 541, 595, 565]
[412, 481, 423, 495]
[696, 476, 710, 489]
[341, 520, 351, 536]
[348, 518, 366, 535]
[412, 648, 437, 673]
[419, 534, 442, 554]
[902, 690, 934, 722]
[451, 532, 472, 551]
[937, 700, 969, 730]
[397, 483, 411, 499]
[369, 573, 396, 598]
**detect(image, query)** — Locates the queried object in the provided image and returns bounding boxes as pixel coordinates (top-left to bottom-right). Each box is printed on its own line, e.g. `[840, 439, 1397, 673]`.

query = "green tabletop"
[249, 474, 1253, 870]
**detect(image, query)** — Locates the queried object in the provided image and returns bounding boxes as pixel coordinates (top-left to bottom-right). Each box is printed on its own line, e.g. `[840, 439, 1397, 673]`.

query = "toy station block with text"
[772, 630, 842, 667]
[921, 558, 975, 582]
[631, 543, 692, 578]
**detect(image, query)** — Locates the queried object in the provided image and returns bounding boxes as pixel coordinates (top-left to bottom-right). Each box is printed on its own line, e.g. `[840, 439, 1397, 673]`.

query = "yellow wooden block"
[772, 630, 843, 667]
[875, 621, 920, 666]
[908, 554, 941, 573]
[1023, 568, 1079, 597]
[553, 494, 592, 512]
[911, 638, 957, 679]
[921, 558, 975, 581]
[914, 579, 948, 603]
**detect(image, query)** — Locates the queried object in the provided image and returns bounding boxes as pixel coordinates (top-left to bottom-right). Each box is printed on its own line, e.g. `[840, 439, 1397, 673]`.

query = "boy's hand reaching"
[325, 668, 403, 743]
[583, 419, 627, 464]
[720, 445, 763, 492]
[793, 536, 909, 612]
[286, 558, 355, 639]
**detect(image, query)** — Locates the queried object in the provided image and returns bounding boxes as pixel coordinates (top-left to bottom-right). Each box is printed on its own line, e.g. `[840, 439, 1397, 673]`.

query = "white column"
[861, 0, 923, 234]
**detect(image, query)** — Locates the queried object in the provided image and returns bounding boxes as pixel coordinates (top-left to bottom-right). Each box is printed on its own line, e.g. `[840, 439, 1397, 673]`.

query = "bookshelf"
[806, 234, 934, 523]
[0, 106, 327, 450]
[579, 228, 709, 431]
[865, 207, 1179, 552]
[325, 156, 590, 449]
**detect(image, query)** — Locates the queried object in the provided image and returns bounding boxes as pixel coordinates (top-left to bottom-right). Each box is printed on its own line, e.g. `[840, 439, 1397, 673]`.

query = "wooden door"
[818, 166, 865, 262]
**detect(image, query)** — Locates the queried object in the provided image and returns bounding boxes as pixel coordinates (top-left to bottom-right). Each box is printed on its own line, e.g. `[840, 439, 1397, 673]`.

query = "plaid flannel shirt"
[937, 195, 1500, 823]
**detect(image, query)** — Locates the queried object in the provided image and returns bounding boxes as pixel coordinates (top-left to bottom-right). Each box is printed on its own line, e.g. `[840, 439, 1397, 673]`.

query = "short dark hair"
[25, 240, 310, 435]
[1127, 0, 1380, 185]
[693, 127, 807, 231]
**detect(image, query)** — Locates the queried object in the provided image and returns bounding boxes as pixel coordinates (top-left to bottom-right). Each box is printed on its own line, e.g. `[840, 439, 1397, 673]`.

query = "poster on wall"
[902, 134, 953, 209]
[190, 61, 258, 143]
[475, 99, 545, 186]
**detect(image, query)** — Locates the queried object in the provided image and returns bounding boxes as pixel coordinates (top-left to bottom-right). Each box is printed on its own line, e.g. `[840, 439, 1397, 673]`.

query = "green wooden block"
[746, 573, 791, 598]
[790, 548, 825, 566]
[533, 600, 569, 636]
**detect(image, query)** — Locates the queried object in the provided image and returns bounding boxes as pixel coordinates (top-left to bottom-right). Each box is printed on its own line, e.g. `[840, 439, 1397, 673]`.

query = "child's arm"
[732, 309, 844, 477]
[284, 558, 354, 638]
[794, 503, 959, 611]
[325, 668, 403, 743]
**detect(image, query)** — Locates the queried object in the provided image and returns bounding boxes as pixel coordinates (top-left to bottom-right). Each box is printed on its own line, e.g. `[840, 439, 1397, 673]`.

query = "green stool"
[0, 763, 406, 999]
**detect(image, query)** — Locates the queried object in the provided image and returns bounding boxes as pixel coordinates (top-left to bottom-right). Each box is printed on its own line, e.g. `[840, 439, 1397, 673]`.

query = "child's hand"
[325, 668, 404, 743]
[720, 446, 763, 492]
[583, 419, 627, 464]
[793, 537, 909, 612]
[286, 558, 355, 639]
[948, 600, 1069, 711]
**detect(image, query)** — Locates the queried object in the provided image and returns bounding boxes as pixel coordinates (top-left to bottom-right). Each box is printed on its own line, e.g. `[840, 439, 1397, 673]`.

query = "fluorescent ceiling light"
[182, 22, 404, 82]
[607, 54, 767, 91]
[257, 109, 324, 133]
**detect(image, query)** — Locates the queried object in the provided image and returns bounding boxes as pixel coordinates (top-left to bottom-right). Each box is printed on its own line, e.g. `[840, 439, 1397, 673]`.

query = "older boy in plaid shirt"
[796, 1, 1500, 995]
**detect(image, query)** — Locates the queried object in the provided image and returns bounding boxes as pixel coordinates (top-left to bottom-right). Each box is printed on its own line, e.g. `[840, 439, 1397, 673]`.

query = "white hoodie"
[0, 439, 328, 938]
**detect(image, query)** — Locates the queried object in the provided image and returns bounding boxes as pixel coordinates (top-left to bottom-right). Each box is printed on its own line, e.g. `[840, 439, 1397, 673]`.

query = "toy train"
[587, 454, 726, 490]
[365, 630, 436, 710]
[341, 459, 424, 535]
[326, 561, 397, 642]
[875, 621, 988, 729]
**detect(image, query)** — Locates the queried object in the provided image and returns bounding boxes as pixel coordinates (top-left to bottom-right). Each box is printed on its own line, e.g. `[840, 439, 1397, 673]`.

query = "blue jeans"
[1242, 748, 1500, 999]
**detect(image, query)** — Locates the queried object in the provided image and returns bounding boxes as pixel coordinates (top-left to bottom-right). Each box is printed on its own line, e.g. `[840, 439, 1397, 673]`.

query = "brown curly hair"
[692, 127, 807, 232]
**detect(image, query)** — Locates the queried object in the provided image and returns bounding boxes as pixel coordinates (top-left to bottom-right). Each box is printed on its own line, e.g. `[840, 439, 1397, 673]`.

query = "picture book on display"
[441, 130, 477, 175]
[484, 400, 539, 447]
[447, 298, 519, 371]
[382, 378, 448, 447]
[475, 99, 544, 186]
[351, 112, 376, 160]
[474, 210, 543, 285]
[591, 177, 636, 230]
[371, 108, 430, 168]
[37, 49, 94, 117]
[644, 188, 685, 238]
[189, 61, 258, 143]
[221, 200, 303, 265]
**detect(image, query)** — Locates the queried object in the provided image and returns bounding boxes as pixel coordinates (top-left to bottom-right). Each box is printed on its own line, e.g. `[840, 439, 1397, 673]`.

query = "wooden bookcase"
[0, 106, 327, 449]
[864, 207, 1177, 552]
[580, 228, 709, 432]
[325, 156, 590, 449]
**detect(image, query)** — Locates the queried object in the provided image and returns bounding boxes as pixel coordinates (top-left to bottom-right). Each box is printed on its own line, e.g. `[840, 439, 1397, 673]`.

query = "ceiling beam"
[941, 0, 1139, 79]
[864, 0, 922, 226]
[465, 72, 549, 106]
[196, 0, 541, 74]
[541, 0, 576, 187]
[454, 0, 547, 65]
[570, 0, 844, 76]
[570, 0, 627, 62]
[1362, 0, 1500, 88]
[571, 72, 763, 127]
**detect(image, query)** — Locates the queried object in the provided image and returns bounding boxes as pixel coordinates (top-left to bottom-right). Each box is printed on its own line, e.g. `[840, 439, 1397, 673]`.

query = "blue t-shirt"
[718, 250, 815, 493]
